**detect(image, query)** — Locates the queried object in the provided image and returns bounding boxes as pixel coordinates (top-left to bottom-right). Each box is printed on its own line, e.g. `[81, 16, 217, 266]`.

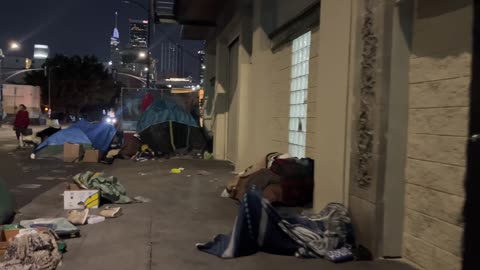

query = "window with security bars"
[289, 31, 311, 158]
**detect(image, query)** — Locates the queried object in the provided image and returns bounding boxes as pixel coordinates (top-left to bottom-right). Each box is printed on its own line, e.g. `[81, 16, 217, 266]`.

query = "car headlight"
[112, 118, 117, 124]
[106, 118, 112, 123]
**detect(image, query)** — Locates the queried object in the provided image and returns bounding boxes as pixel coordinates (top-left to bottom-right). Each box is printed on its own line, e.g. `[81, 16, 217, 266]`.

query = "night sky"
[0, 0, 204, 79]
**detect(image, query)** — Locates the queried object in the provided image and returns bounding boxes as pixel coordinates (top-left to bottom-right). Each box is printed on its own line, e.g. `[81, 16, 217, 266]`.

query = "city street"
[0, 126, 88, 209]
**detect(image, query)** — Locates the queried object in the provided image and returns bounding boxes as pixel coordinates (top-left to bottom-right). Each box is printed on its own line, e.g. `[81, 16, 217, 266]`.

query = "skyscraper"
[33, 44, 49, 59]
[158, 40, 184, 79]
[198, 49, 205, 85]
[110, 12, 121, 69]
[129, 19, 148, 48]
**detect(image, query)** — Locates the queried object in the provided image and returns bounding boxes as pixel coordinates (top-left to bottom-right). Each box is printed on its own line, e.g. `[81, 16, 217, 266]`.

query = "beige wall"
[207, 1, 321, 171]
[403, 1, 471, 269]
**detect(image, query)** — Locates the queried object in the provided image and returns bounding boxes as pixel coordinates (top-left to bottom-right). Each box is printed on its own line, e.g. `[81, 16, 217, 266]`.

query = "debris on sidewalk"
[67, 209, 89, 225]
[106, 149, 121, 159]
[20, 218, 80, 239]
[99, 206, 122, 218]
[197, 170, 211, 176]
[87, 215, 106, 225]
[73, 171, 132, 204]
[133, 196, 152, 203]
[0, 230, 62, 270]
[170, 168, 184, 174]
[64, 184, 99, 209]
[203, 152, 214, 160]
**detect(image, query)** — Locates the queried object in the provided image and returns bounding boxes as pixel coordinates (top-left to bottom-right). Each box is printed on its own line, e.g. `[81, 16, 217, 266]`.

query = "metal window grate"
[289, 31, 311, 158]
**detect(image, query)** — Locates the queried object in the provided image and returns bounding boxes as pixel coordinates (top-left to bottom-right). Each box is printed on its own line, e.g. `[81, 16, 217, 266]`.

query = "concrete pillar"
[213, 42, 228, 160]
[313, 0, 354, 210]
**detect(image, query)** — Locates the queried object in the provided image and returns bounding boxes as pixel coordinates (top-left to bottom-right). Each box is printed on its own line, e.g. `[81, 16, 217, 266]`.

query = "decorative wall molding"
[356, 0, 378, 188]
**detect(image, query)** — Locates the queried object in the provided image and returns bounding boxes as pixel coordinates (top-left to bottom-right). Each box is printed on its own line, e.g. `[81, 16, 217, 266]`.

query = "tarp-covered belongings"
[34, 120, 116, 157]
[0, 230, 62, 270]
[73, 171, 132, 204]
[136, 98, 206, 155]
[197, 187, 355, 259]
[226, 153, 314, 207]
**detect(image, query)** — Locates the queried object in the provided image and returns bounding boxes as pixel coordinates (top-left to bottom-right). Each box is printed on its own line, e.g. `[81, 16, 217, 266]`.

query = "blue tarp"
[35, 120, 116, 153]
[70, 121, 117, 152]
[137, 99, 199, 133]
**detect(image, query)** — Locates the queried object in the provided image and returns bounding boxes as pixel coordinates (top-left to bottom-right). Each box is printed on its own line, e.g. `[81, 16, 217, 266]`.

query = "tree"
[24, 54, 118, 117]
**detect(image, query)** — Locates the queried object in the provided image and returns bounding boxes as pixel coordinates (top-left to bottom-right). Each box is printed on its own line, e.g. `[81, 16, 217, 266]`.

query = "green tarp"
[73, 171, 132, 204]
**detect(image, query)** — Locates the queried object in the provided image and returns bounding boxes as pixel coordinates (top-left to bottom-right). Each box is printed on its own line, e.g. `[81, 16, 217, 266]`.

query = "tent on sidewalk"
[34, 120, 116, 159]
[137, 98, 206, 155]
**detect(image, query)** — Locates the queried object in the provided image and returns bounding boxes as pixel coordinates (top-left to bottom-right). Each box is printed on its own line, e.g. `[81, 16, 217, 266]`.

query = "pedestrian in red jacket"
[13, 104, 29, 146]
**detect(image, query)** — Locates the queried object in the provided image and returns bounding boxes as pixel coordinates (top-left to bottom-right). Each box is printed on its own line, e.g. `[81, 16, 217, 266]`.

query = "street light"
[0, 41, 21, 125]
[45, 65, 60, 118]
[122, 0, 153, 88]
[138, 51, 147, 59]
[9, 41, 20, 50]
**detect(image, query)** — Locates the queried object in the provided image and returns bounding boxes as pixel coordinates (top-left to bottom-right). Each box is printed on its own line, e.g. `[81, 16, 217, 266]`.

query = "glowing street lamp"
[138, 51, 147, 59]
[9, 41, 20, 50]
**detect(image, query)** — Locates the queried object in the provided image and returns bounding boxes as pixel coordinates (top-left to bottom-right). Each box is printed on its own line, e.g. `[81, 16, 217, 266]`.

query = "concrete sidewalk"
[14, 159, 415, 270]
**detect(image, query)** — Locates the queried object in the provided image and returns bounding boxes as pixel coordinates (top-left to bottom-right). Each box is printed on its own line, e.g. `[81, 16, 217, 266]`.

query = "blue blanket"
[197, 187, 354, 258]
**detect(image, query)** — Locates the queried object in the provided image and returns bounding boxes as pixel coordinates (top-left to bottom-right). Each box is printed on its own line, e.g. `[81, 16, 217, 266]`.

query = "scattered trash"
[138, 172, 152, 176]
[170, 168, 184, 174]
[133, 196, 152, 203]
[220, 189, 230, 198]
[17, 184, 42, 189]
[197, 170, 211, 176]
[186, 175, 192, 178]
[87, 215, 106, 224]
[203, 152, 214, 160]
[57, 241, 67, 253]
[107, 149, 121, 158]
[36, 176, 56, 181]
[52, 169, 67, 173]
[209, 179, 218, 183]
[100, 206, 123, 218]
[64, 184, 99, 209]
[67, 209, 89, 225]
[20, 218, 80, 239]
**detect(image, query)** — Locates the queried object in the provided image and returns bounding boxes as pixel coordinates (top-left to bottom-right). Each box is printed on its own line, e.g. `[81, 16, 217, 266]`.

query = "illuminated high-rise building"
[158, 40, 184, 79]
[129, 19, 148, 48]
[33, 44, 49, 59]
[110, 12, 121, 69]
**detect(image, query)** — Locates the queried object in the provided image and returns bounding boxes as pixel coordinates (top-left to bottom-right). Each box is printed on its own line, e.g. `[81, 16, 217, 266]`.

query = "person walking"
[13, 104, 29, 148]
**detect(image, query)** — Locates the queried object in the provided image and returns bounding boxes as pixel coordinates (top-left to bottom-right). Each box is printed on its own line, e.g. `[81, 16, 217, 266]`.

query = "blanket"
[197, 187, 354, 258]
[0, 230, 62, 270]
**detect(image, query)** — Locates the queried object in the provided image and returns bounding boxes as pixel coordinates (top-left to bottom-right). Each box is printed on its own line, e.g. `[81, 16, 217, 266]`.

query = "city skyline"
[0, 0, 204, 80]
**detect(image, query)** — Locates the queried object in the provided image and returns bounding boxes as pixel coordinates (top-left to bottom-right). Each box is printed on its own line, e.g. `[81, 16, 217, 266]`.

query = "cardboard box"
[64, 188, 99, 209]
[0, 229, 7, 257]
[83, 149, 101, 163]
[64, 143, 83, 162]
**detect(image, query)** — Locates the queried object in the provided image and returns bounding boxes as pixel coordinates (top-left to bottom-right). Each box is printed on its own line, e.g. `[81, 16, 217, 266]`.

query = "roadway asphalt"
[0, 126, 91, 210]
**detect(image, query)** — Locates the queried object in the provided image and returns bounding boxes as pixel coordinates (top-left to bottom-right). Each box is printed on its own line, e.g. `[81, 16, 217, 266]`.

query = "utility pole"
[146, 0, 153, 88]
